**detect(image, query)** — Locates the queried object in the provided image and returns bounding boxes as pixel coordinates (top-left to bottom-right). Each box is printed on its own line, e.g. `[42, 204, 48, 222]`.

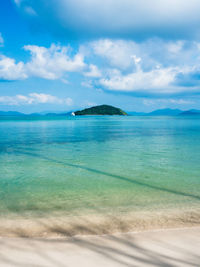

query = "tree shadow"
[15, 148, 200, 201]
[0, 224, 200, 267]
[1, 147, 200, 265]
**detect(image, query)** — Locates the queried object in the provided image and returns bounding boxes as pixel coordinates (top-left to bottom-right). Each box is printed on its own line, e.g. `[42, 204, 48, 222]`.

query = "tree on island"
[74, 105, 127, 116]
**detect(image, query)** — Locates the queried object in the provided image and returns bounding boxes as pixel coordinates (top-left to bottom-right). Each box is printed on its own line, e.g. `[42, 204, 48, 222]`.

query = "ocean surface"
[0, 116, 200, 219]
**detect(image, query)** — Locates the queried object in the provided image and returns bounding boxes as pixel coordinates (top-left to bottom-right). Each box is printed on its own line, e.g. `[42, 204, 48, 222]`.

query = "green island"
[74, 104, 127, 116]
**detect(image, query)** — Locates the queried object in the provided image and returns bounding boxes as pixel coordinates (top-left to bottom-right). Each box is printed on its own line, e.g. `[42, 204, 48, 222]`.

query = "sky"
[0, 0, 200, 113]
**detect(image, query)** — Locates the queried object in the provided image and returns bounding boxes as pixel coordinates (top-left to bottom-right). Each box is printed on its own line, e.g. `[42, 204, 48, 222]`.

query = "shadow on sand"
[0, 148, 200, 266]
[0, 225, 200, 266]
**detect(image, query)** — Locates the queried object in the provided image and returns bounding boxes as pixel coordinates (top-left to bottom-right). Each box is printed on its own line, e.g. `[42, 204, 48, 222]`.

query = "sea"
[0, 115, 200, 220]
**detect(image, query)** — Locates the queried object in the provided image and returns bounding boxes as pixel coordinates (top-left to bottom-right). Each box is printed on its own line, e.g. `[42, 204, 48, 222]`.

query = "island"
[74, 105, 127, 116]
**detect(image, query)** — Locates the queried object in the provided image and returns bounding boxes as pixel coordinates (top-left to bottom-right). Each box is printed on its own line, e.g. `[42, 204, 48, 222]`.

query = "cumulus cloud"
[86, 39, 200, 95]
[24, 44, 86, 79]
[91, 39, 138, 70]
[14, 0, 200, 39]
[99, 67, 180, 94]
[0, 55, 27, 80]
[89, 39, 200, 71]
[0, 93, 73, 106]
[0, 44, 86, 81]
[84, 64, 101, 78]
[1, 38, 200, 96]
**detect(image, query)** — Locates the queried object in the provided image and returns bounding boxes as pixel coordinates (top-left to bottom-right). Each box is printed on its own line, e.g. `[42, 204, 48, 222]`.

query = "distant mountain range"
[0, 108, 200, 117]
[127, 108, 200, 116]
[0, 111, 72, 117]
[178, 109, 200, 116]
[0, 111, 25, 116]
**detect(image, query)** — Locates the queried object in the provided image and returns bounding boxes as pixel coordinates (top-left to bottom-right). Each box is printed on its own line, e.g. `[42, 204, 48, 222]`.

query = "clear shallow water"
[0, 116, 200, 218]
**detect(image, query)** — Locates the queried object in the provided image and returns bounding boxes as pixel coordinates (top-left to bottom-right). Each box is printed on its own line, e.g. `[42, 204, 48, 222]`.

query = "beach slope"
[0, 227, 199, 266]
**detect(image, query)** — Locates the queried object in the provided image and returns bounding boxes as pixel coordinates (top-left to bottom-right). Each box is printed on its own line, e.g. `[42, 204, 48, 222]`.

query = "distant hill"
[0, 111, 25, 116]
[179, 110, 200, 116]
[44, 112, 72, 116]
[127, 111, 146, 116]
[38, 110, 73, 116]
[147, 108, 182, 116]
[1, 108, 200, 117]
[74, 105, 127, 116]
[0, 111, 73, 117]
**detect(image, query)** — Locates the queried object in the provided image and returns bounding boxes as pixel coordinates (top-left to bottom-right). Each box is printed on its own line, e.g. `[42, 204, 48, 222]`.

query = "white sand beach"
[0, 227, 200, 266]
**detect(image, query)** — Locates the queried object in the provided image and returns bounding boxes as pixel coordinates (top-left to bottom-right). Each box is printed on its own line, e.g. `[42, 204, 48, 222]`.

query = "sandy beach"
[0, 227, 199, 266]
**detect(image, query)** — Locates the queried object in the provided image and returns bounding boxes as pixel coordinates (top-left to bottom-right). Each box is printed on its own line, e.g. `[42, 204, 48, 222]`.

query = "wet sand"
[0, 208, 200, 238]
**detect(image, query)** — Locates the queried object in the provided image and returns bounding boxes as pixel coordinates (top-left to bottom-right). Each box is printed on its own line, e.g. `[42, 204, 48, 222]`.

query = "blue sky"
[0, 0, 200, 113]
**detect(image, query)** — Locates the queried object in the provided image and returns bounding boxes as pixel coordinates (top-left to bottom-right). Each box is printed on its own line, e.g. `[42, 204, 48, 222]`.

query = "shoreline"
[0, 208, 200, 238]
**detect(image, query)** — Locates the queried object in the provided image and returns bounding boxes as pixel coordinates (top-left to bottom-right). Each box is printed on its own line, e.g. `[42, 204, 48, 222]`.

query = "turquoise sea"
[0, 116, 200, 219]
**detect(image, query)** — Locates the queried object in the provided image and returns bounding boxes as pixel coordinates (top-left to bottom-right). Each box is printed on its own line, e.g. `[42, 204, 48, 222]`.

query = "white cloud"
[24, 44, 86, 79]
[84, 38, 200, 95]
[89, 39, 200, 71]
[1, 39, 200, 96]
[81, 80, 93, 88]
[0, 44, 86, 81]
[61, 78, 69, 84]
[0, 55, 27, 80]
[143, 98, 194, 106]
[169, 99, 194, 105]
[167, 41, 184, 54]
[84, 64, 101, 77]
[15, 0, 200, 39]
[0, 93, 73, 106]
[91, 39, 139, 70]
[99, 67, 180, 94]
